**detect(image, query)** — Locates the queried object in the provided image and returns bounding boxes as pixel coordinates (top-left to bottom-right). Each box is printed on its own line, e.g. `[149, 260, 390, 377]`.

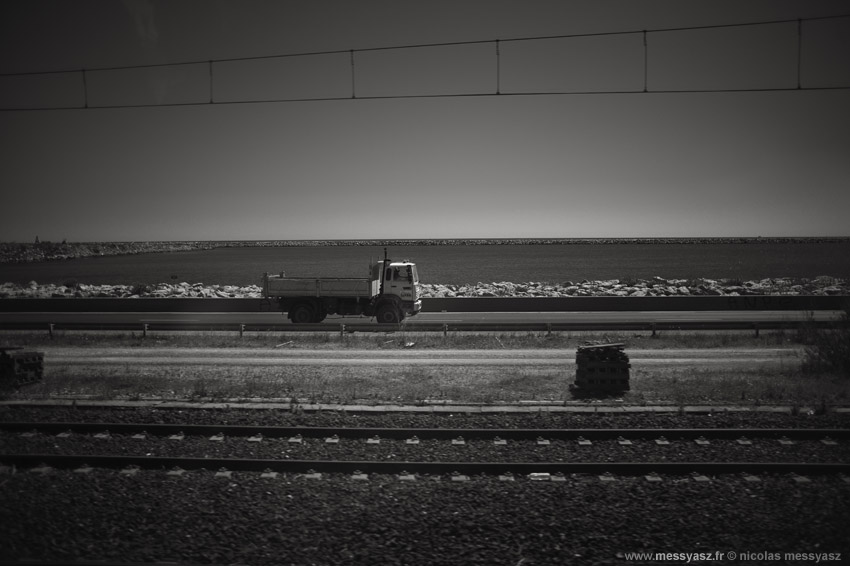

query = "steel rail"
[3, 422, 848, 440]
[2, 453, 848, 476]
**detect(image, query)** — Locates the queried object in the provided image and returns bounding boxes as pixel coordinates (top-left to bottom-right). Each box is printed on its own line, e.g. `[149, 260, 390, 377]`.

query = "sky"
[1, 0, 849, 242]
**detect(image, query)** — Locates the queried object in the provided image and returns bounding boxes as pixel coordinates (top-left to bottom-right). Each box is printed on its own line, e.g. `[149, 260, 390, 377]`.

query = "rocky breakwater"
[1, 276, 847, 299]
[418, 276, 849, 298]
[0, 281, 263, 299]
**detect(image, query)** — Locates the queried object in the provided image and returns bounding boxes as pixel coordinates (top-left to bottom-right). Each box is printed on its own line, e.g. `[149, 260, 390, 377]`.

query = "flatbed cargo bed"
[263, 275, 374, 298]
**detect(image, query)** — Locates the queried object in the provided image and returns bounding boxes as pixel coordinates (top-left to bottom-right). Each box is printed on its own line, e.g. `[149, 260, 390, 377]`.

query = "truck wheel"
[376, 304, 400, 324]
[290, 303, 314, 324]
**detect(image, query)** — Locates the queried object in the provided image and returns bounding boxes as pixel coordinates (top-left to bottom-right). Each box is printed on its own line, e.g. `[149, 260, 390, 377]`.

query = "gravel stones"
[2, 470, 848, 565]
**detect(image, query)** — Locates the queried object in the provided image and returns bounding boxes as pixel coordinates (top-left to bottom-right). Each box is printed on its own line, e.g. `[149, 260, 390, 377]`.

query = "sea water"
[1, 242, 848, 286]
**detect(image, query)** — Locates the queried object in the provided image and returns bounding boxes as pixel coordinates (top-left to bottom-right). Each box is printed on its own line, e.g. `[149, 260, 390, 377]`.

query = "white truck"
[262, 251, 422, 324]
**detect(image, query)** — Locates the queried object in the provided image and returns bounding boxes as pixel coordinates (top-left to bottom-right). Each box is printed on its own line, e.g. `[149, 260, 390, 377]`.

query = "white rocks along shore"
[1, 276, 847, 299]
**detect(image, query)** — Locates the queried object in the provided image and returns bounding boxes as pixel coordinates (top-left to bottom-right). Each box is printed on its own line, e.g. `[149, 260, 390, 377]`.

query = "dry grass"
[6, 357, 847, 408]
[0, 328, 801, 351]
[2, 329, 846, 406]
[15, 363, 567, 404]
[629, 366, 849, 407]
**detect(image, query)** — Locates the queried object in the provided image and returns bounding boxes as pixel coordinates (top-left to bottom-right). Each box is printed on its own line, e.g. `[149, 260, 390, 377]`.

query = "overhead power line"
[1, 13, 848, 111]
[2, 13, 849, 78]
[3, 86, 850, 113]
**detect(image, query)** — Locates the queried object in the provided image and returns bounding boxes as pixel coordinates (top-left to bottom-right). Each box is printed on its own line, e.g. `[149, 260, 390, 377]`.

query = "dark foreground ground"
[1, 407, 848, 565]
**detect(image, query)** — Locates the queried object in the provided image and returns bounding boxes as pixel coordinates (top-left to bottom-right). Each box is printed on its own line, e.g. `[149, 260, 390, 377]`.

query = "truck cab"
[372, 259, 422, 322]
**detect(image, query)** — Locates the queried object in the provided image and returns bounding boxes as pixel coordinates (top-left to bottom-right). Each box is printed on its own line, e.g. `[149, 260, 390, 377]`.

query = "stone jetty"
[418, 276, 848, 298]
[1, 276, 846, 299]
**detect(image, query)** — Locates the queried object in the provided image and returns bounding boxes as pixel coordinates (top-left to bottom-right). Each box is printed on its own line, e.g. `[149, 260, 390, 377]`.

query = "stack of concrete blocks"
[574, 343, 630, 393]
[0, 347, 44, 387]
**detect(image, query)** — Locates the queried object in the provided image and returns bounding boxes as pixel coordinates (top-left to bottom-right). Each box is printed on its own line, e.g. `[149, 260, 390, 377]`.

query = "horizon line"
[4, 236, 850, 244]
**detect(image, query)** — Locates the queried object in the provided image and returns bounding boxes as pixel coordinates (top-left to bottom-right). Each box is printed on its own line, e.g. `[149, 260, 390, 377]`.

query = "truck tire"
[289, 303, 314, 324]
[376, 304, 400, 324]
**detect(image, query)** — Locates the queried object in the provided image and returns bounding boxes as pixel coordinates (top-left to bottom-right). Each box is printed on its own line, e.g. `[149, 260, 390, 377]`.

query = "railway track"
[4, 420, 849, 565]
[3, 422, 848, 478]
[4, 455, 850, 479]
[3, 421, 849, 440]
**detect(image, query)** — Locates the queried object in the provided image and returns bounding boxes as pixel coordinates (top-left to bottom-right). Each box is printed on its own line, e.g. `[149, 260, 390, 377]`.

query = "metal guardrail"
[0, 296, 844, 334]
[0, 319, 838, 336]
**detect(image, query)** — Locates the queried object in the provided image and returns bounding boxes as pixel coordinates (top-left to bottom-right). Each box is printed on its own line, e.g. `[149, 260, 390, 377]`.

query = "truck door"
[385, 264, 415, 302]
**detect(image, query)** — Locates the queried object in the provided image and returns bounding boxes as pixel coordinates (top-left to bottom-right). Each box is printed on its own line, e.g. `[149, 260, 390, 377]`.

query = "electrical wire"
[2, 13, 848, 77]
[1, 13, 848, 111]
